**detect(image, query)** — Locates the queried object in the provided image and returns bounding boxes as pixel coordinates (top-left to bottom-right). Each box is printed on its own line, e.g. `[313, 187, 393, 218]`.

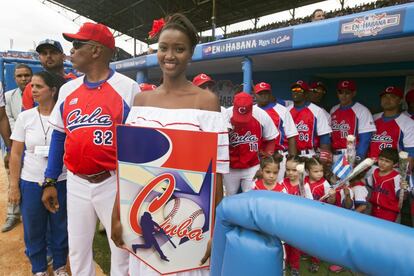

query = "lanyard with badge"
[34, 109, 51, 158]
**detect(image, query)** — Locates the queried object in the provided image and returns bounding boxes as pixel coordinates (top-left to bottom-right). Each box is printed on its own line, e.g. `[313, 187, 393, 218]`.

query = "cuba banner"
[116, 125, 218, 275]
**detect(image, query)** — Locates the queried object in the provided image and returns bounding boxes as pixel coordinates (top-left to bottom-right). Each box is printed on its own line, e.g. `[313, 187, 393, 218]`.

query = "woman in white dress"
[111, 14, 229, 276]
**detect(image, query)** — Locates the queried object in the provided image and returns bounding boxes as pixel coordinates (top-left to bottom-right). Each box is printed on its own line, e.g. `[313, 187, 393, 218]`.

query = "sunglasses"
[291, 87, 305, 93]
[337, 90, 353, 95]
[72, 40, 98, 50]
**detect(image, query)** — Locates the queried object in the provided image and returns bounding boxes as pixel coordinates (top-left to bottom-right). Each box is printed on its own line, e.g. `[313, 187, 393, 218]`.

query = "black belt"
[76, 171, 112, 183]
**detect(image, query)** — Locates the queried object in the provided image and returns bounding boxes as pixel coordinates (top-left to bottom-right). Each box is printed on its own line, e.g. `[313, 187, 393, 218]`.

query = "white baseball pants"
[223, 165, 260, 196]
[66, 171, 129, 276]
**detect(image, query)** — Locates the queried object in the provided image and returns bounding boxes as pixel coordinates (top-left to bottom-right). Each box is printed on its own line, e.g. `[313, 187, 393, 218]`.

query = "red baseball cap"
[291, 80, 309, 91]
[63, 22, 115, 50]
[232, 92, 253, 124]
[254, 82, 271, 94]
[310, 81, 326, 90]
[405, 89, 414, 103]
[192, 73, 214, 87]
[380, 86, 404, 98]
[337, 80, 356, 91]
[139, 83, 157, 92]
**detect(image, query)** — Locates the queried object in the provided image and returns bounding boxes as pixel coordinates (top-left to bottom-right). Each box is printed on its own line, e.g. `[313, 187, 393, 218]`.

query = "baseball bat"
[346, 135, 356, 166]
[398, 151, 409, 210]
[296, 163, 306, 197]
[159, 228, 177, 248]
[320, 158, 375, 201]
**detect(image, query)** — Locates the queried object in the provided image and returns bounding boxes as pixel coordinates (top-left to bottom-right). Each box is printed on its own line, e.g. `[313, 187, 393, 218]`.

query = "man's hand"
[111, 215, 126, 248]
[41, 186, 59, 213]
[8, 186, 20, 205]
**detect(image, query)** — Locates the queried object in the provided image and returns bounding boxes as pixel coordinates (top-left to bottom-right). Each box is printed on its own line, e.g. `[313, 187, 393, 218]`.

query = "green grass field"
[93, 226, 111, 274]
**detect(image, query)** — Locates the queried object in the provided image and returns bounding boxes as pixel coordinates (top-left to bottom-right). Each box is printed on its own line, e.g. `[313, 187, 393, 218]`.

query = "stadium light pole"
[212, 0, 216, 41]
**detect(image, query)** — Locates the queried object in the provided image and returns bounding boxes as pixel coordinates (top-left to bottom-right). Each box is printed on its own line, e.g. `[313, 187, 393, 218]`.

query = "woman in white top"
[8, 71, 68, 276]
[111, 14, 229, 276]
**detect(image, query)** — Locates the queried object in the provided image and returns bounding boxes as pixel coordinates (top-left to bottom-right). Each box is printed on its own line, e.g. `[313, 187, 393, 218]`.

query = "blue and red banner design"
[116, 125, 217, 275]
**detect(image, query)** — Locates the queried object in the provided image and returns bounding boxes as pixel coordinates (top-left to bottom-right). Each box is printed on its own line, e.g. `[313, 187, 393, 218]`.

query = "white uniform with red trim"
[288, 103, 332, 157]
[369, 112, 414, 159]
[303, 176, 331, 201]
[49, 71, 139, 276]
[125, 106, 229, 276]
[351, 182, 368, 209]
[330, 102, 376, 162]
[224, 106, 278, 195]
[260, 103, 298, 182]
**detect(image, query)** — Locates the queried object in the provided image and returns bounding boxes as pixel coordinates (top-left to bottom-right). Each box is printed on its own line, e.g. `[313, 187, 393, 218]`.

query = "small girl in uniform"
[281, 155, 310, 276]
[253, 154, 284, 192]
[303, 157, 333, 273]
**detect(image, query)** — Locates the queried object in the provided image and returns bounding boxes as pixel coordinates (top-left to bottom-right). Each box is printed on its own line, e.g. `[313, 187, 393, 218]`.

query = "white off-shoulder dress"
[125, 106, 229, 276]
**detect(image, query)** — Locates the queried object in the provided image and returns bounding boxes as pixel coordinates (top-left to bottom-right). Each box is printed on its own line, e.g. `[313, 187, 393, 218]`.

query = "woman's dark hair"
[33, 71, 66, 102]
[161, 13, 199, 52]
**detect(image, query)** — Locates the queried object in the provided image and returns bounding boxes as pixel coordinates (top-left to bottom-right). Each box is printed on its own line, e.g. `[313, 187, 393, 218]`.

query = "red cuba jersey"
[367, 168, 400, 213]
[49, 71, 139, 174]
[288, 103, 331, 151]
[369, 113, 414, 159]
[260, 103, 298, 151]
[226, 106, 278, 169]
[330, 102, 376, 150]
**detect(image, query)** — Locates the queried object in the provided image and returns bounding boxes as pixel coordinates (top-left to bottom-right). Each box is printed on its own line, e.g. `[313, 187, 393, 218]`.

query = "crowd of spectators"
[206, 0, 411, 41]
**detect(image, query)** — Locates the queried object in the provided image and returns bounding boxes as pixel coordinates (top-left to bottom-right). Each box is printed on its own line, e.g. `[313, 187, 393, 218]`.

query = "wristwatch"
[42, 178, 57, 190]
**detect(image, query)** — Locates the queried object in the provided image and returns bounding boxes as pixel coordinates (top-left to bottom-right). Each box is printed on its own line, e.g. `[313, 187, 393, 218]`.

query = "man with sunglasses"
[330, 80, 376, 164]
[22, 39, 76, 110]
[287, 80, 332, 158]
[41, 22, 139, 275]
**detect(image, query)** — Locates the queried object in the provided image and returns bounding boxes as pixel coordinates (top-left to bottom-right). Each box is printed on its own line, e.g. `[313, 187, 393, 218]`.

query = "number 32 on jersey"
[93, 130, 113, 145]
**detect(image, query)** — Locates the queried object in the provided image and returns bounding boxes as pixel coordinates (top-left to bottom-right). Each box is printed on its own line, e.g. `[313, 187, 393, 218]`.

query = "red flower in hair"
[148, 18, 165, 39]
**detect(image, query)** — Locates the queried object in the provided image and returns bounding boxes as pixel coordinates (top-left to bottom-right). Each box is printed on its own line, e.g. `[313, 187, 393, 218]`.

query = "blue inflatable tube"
[211, 191, 414, 276]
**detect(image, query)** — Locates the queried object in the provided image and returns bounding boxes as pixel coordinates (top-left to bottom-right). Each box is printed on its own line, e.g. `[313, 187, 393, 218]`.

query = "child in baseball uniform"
[252, 154, 283, 192]
[281, 156, 311, 276]
[303, 157, 334, 273]
[366, 148, 403, 222]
